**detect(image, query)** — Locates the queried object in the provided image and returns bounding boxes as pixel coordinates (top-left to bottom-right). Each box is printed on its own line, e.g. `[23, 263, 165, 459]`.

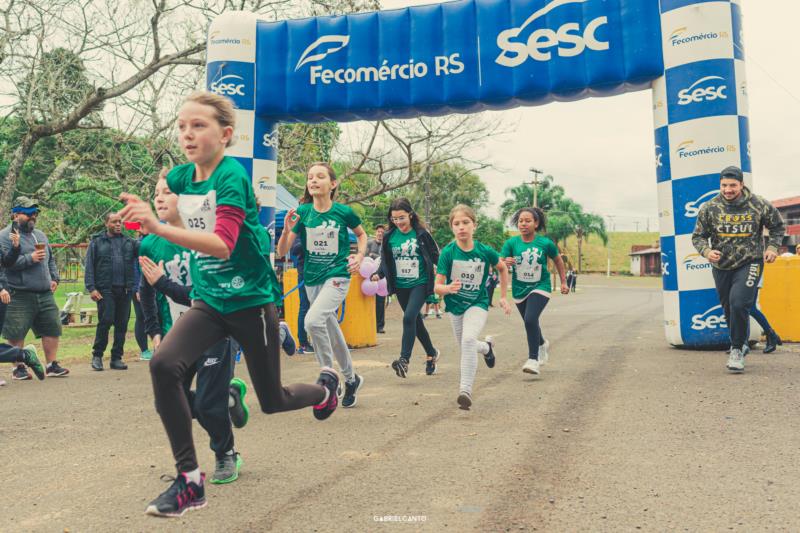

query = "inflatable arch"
[206, 0, 751, 347]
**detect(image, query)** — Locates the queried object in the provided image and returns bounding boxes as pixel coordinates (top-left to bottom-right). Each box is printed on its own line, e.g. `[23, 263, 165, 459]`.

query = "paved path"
[4, 279, 799, 531]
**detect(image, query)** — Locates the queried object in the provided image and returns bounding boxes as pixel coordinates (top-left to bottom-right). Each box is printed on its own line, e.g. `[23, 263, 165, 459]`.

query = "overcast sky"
[373, 0, 799, 230]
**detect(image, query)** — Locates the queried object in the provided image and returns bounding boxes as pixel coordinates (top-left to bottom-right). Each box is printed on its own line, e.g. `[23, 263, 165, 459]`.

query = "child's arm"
[435, 273, 460, 296]
[494, 260, 511, 314]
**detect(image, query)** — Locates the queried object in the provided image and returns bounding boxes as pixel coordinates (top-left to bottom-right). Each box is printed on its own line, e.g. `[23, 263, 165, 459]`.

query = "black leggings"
[515, 293, 549, 360]
[395, 285, 437, 360]
[151, 300, 325, 472]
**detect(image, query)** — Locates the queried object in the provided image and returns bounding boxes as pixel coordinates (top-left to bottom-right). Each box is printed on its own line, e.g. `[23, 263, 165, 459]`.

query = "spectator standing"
[367, 224, 386, 333]
[84, 212, 139, 370]
[0, 197, 69, 378]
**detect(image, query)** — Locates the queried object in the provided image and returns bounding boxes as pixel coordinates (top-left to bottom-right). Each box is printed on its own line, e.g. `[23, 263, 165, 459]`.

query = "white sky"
[376, 0, 800, 230]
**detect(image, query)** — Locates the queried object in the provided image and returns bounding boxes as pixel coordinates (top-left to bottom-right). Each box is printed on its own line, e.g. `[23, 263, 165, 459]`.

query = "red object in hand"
[124, 221, 142, 230]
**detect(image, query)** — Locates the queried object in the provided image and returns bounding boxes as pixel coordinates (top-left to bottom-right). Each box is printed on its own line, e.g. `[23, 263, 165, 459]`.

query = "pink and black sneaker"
[145, 472, 207, 517]
[313, 367, 340, 421]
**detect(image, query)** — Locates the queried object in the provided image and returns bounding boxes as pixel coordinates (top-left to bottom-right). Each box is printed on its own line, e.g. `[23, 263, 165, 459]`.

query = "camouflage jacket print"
[692, 187, 785, 271]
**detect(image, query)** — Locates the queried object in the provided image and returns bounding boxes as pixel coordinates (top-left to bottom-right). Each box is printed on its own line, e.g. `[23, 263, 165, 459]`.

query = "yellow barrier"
[760, 256, 800, 342]
[282, 268, 377, 349]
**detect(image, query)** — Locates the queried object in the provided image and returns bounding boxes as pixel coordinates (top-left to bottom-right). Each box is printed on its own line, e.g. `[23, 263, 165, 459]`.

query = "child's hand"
[448, 280, 462, 294]
[498, 297, 511, 315]
[503, 257, 515, 268]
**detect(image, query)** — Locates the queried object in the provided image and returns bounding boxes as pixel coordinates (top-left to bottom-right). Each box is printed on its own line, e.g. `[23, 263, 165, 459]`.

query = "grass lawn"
[560, 231, 660, 273]
[13, 282, 145, 364]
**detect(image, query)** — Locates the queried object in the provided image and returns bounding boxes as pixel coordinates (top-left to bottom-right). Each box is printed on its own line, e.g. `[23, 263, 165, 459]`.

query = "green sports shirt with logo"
[167, 156, 279, 314]
[292, 202, 361, 286]
[436, 240, 499, 315]
[501, 235, 559, 302]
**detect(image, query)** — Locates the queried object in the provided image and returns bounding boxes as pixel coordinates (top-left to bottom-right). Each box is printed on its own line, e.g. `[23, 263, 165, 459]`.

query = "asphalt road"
[4, 277, 799, 532]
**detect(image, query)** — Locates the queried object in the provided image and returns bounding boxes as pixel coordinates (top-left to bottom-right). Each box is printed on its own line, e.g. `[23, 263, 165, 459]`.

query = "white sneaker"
[539, 339, 550, 365]
[457, 391, 472, 410]
[522, 358, 540, 375]
[726, 348, 745, 373]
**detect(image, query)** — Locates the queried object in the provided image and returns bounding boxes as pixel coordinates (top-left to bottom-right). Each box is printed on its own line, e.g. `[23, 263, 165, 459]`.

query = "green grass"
[559, 232, 659, 274]
[15, 282, 145, 364]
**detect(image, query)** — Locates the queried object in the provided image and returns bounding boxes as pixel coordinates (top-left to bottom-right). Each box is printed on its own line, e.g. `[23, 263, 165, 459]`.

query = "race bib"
[452, 260, 484, 286]
[167, 299, 190, 325]
[307, 226, 338, 255]
[396, 258, 419, 279]
[178, 191, 216, 234]
[516, 261, 542, 283]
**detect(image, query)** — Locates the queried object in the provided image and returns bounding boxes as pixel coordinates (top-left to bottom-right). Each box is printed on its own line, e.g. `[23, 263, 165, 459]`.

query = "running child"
[501, 207, 568, 376]
[373, 198, 441, 378]
[276, 162, 367, 408]
[435, 204, 510, 410]
[137, 172, 249, 486]
[119, 91, 337, 518]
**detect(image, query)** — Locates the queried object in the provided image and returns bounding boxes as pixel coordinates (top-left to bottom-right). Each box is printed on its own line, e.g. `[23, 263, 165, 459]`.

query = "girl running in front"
[435, 204, 510, 410]
[501, 207, 568, 376]
[137, 172, 249, 487]
[119, 92, 337, 518]
[373, 197, 441, 378]
[276, 163, 368, 408]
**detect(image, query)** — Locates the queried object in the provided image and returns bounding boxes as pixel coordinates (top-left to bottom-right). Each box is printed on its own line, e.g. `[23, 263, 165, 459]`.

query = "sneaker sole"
[391, 361, 407, 378]
[145, 499, 208, 517]
[343, 376, 364, 408]
[46, 371, 69, 377]
[210, 456, 243, 485]
[24, 345, 45, 380]
[229, 378, 250, 428]
[726, 366, 744, 373]
[457, 393, 472, 410]
[522, 366, 540, 375]
[314, 369, 340, 420]
[11, 375, 32, 381]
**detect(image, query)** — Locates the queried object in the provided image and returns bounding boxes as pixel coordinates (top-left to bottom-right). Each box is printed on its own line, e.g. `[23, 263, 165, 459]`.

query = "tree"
[403, 163, 490, 247]
[549, 197, 607, 273]
[474, 215, 506, 251]
[499, 174, 565, 223]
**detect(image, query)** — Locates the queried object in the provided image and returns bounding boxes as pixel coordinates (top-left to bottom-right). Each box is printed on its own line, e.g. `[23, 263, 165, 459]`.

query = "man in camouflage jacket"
[692, 166, 785, 373]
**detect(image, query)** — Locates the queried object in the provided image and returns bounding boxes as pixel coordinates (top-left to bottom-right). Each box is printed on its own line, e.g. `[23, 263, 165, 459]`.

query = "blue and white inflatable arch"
[206, 0, 752, 348]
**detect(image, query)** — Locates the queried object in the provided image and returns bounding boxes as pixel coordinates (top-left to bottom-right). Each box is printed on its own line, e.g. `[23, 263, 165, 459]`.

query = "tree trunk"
[0, 132, 40, 219]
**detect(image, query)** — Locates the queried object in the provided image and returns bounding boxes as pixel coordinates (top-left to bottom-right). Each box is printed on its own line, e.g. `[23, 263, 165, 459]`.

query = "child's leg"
[193, 338, 236, 458]
[228, 303, 325, 413]
[455, 307, 489, 394]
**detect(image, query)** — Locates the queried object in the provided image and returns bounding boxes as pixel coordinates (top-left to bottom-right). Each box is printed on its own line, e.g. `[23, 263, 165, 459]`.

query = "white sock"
[228, 394, 235, 408]
[225, 449, 234, 456]
[183, 468, 201, 485]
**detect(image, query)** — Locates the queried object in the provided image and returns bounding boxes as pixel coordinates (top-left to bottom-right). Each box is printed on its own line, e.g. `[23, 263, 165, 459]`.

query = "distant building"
[629, 244, 661, 276]
[772, 196, 799, 252]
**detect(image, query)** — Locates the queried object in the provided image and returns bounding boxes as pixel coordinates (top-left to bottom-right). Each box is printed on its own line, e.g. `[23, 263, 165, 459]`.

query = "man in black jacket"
[84, 212, 139, 370]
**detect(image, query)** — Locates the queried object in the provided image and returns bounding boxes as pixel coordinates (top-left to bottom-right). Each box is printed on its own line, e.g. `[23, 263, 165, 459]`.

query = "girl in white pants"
[435, 205, 510, 410]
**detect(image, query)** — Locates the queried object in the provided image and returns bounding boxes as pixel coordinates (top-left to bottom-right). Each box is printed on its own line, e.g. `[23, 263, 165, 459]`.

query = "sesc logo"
[655, 145, 663, 169]
[661, 252, 670, 276]
[210, 74, 246, 96]
[262, 131, 278, 149]
[691, 304, 728, 330]
[677, 76, 727, 106]
[495, 0, 609, 67]
[682, 253, 712, 272]
[684, 189, 718, 218]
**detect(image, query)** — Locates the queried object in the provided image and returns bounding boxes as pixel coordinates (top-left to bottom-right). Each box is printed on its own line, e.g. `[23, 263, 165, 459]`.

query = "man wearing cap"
[692, 166, 785, 373]
[0, 197, 69, 378]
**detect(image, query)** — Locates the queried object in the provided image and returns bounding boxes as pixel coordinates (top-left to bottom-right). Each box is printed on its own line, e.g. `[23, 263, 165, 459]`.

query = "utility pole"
[605, 215, 616, 278]
[634, 220, 640, 232]
[528, 167, 543, 207]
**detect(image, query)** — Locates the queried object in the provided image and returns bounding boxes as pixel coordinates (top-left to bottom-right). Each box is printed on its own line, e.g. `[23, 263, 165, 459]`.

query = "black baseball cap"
[720, 166, 743, 182]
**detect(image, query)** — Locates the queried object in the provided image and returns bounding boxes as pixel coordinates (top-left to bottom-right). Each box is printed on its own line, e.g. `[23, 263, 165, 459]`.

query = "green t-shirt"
[388, 228, 425, 289]
[292, 202, 361, 286]
[500, 235, 559, 301]
[139, 234, 192, 335]
[436, 240, 500, 315]
[167, 156, 278, 314]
